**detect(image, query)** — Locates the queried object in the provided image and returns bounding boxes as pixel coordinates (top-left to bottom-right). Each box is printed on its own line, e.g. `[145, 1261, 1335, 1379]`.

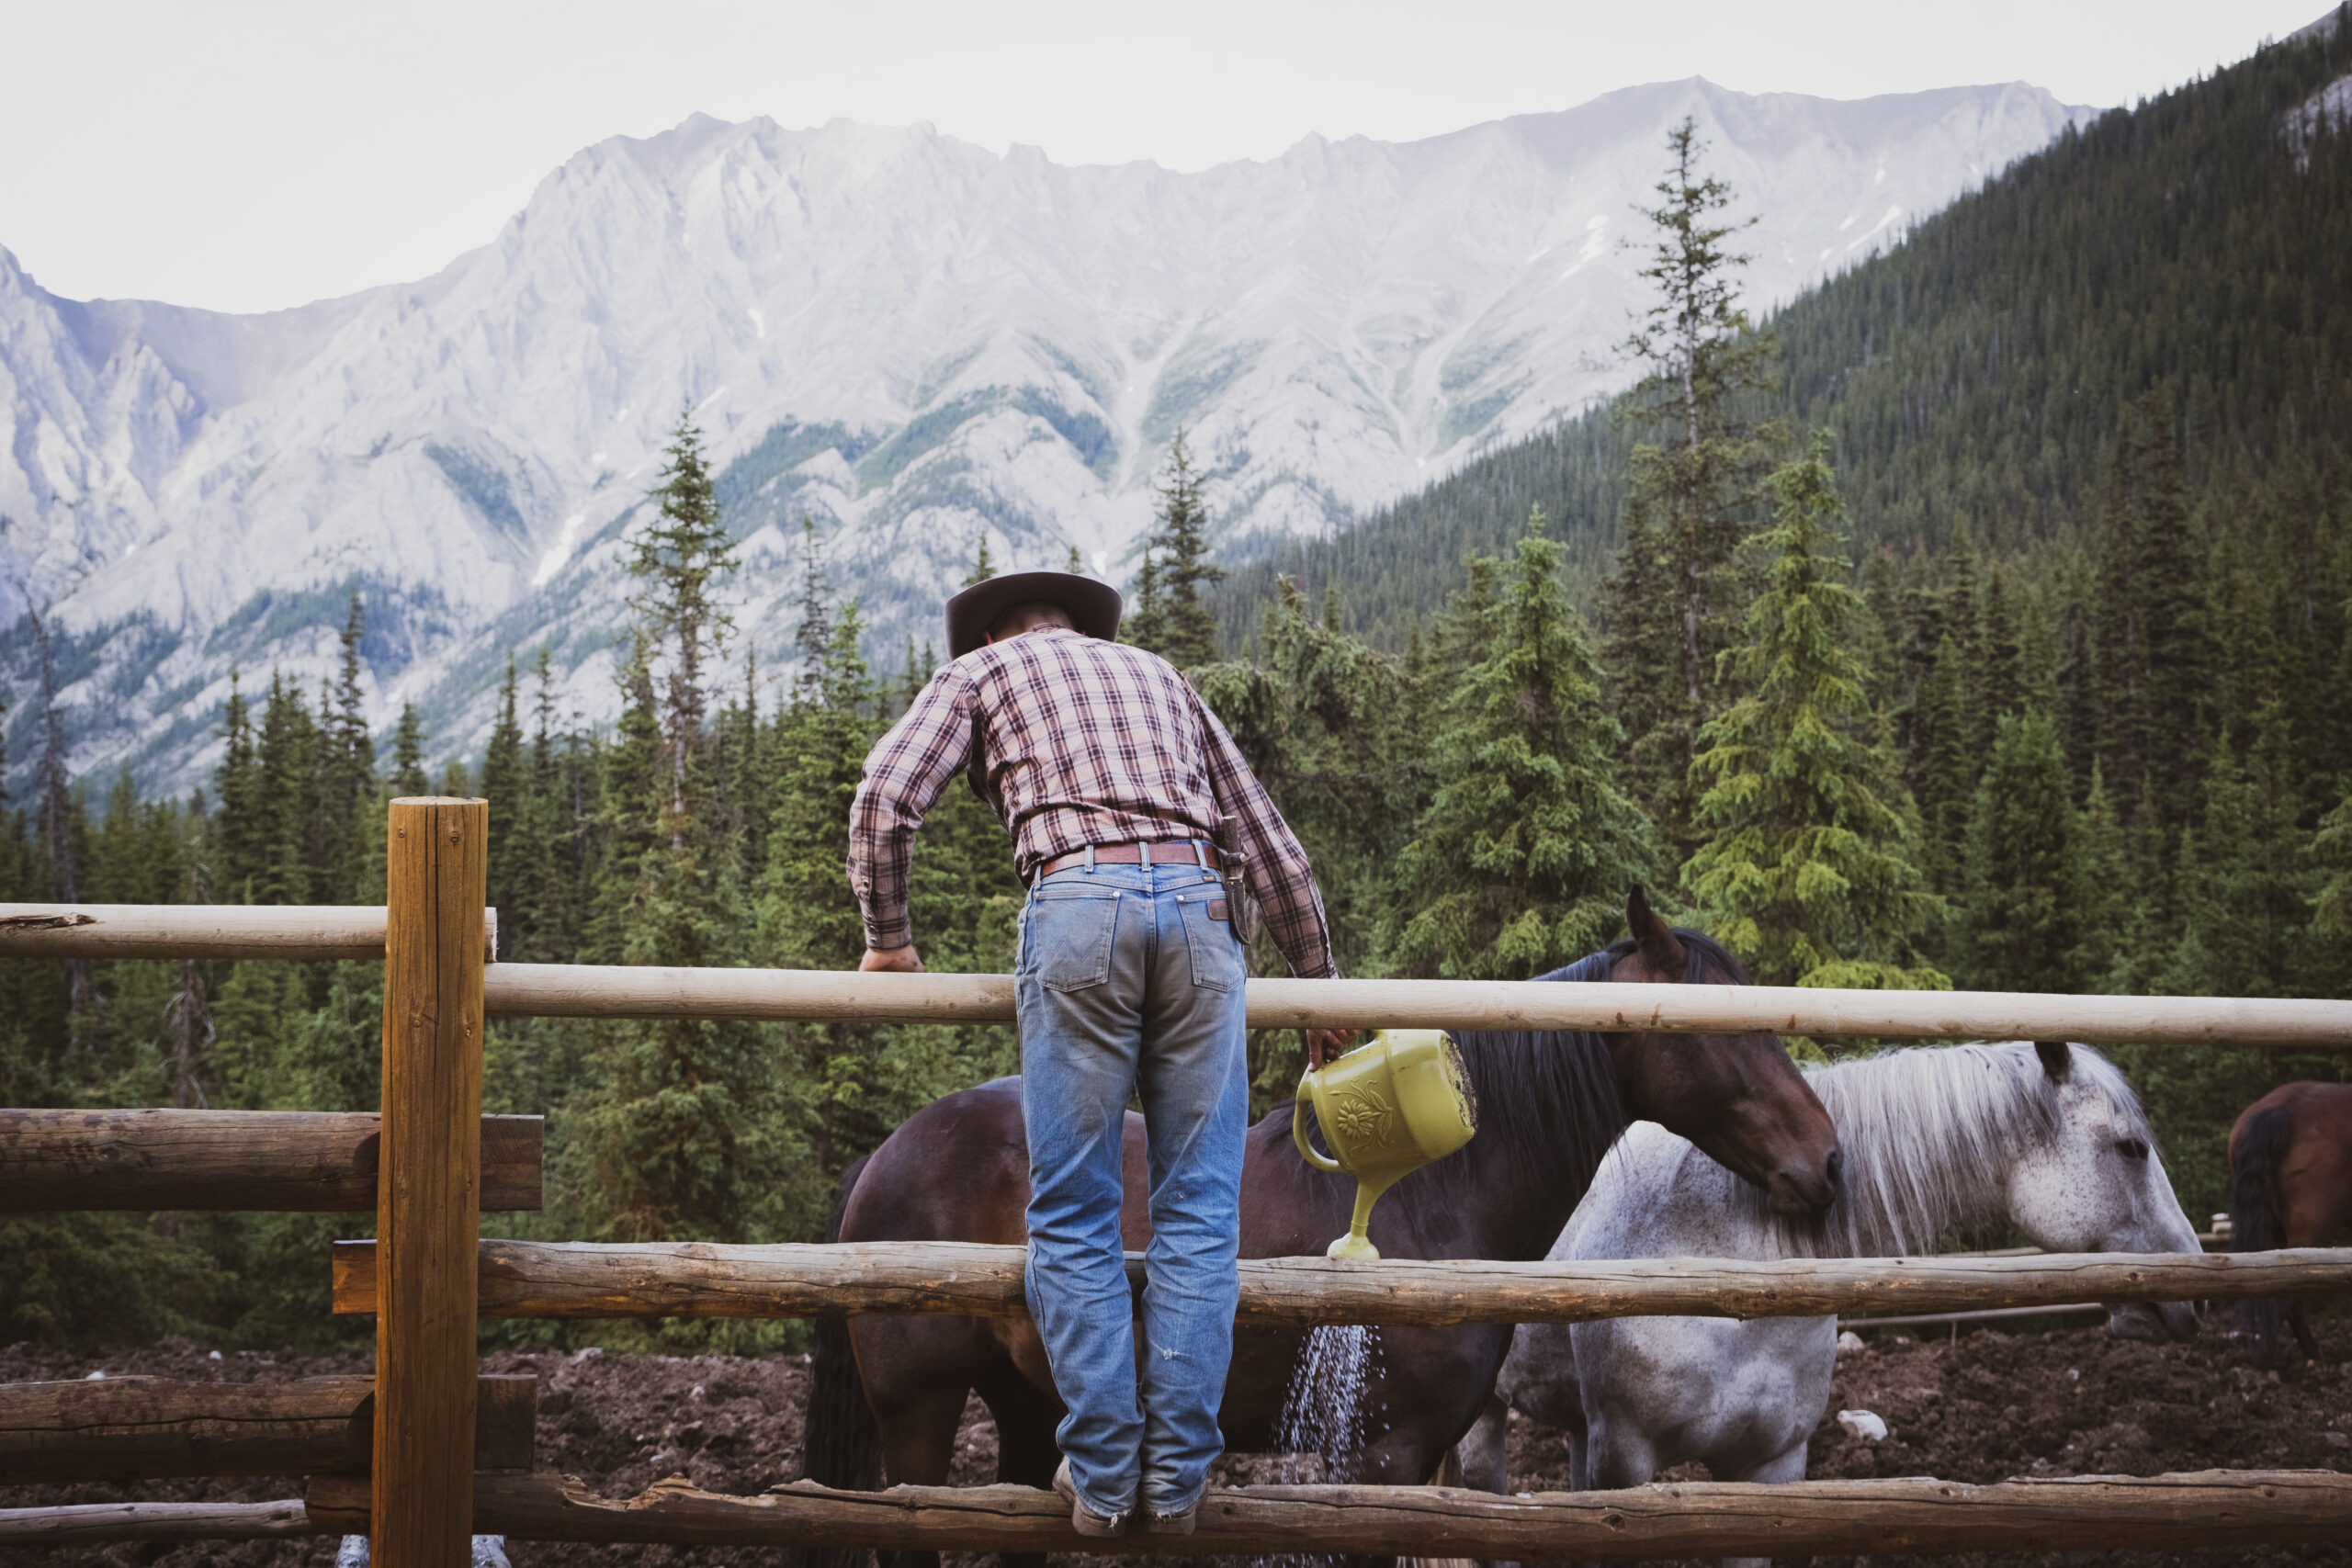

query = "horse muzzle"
[1764, 1146, 1842, 1216]
[2108, 1298, 2200, 1344]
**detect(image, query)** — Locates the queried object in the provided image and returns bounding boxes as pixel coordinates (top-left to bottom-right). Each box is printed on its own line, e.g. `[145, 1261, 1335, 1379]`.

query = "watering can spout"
[1292, 1029, 1478, 1260]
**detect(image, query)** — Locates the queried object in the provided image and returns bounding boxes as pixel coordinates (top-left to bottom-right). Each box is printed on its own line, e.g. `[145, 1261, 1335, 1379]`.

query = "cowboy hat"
[944, 570, 1123, 658]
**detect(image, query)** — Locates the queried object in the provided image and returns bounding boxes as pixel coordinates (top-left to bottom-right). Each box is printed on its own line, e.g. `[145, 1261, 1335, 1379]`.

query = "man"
[848, 569, 1345, 1538]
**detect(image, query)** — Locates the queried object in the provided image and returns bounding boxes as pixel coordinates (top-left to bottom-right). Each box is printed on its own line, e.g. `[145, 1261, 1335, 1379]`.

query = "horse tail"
[2231, 1106, 2293, 1366]
[791, 1153, 883, 1568]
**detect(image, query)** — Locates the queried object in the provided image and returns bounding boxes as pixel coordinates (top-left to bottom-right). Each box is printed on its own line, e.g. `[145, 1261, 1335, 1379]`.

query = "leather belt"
[1037, 840, 1222, 877]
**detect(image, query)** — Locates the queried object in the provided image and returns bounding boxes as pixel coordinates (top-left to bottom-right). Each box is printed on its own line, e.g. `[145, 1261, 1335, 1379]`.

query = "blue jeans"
[1016, 858, 1249, 1518]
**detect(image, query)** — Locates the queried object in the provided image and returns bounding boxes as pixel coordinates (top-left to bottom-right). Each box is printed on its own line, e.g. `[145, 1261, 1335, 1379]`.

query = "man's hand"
[860, 944, 925, 973]
[1305, 1028, 1361, 1071]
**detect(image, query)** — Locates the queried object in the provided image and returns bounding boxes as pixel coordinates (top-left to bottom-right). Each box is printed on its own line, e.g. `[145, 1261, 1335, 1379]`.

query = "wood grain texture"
[0, 1109, 540, 1212]
[328, 1238, 2352, 1325]
[0, 904, 496, 962]
[479, 963, 2352, 1046]
[375, 797, 488, 1567]
[300, 1470, 2352, 1556]
[0, 1499, 315, 1544]
[0, 1374, 536, 1482]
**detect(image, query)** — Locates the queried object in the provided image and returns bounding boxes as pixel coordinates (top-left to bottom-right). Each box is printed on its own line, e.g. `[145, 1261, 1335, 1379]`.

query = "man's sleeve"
[848, 666, 977, 951]
[1189, 686, 1338, 979]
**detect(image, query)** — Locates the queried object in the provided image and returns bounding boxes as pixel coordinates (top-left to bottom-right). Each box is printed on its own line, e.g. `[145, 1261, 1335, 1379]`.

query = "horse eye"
[2115, 1137, 2149, 1161]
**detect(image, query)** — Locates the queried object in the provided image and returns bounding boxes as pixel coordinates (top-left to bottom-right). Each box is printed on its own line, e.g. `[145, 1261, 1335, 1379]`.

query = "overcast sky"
[0, 0, 2331, 313]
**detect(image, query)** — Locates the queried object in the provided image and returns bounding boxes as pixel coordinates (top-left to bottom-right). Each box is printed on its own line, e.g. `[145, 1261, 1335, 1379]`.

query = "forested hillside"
[1216, 9, 2352, 1213]
[0, 17, 2346, 1349]
[1225, 8, 2352, 625]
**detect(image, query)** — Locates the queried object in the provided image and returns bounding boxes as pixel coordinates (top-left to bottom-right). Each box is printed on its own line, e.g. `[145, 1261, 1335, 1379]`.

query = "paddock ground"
[5, 1318, 2350, 1567]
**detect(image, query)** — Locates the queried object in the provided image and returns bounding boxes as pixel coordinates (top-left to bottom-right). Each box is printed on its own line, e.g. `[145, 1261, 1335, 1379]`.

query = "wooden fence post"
[374, 797, 488, 1565]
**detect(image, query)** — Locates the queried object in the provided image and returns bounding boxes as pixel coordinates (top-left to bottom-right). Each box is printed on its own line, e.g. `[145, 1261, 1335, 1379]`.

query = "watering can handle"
[1292, 1096, 1344, 1174]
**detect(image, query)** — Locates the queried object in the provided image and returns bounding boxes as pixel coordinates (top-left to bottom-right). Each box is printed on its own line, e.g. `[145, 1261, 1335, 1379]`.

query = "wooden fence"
[0, 795, 2348, 1563]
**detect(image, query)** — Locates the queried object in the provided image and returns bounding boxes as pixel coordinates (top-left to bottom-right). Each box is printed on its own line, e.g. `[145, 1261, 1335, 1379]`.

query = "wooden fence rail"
[328, 1237, 2352, 1325]
[0, 1374, 536, 1483]
[1, 904, 2346, 1043]
[0, 904, 496, 962]
[0, 1109, 540, 1211]
[0, 1499, 315, 1546]
[300, 1470, 2352, 1558]
[488, 962, 2352, 1046]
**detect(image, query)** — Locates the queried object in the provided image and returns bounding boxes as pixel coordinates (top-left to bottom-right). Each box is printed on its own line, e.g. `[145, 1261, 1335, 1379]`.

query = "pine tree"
[1386, 508, 1653, 980]
[480, 657, 526, 957]
[1145, 429, 1227, 670]
[316, 592, 375, 900]
[215, 671, 265, 899]
[390, 703, 429, 797]
[628, 412, 737, 840]
[1604, 117, 1781, 854]
[792, 517, 833, 707]
[963, 528, 997, 588]
[255, 674, 320, 907]
[1971, 564, 2026, 757]
[2092, 388, 2210, 831]
[2076, 762, 2134, 986]
[1909, 633, 1973, 892]
[1681, 435, 1942, 988]
[1959, 711, 2086, 992]
[2164, 701, 2314, 998]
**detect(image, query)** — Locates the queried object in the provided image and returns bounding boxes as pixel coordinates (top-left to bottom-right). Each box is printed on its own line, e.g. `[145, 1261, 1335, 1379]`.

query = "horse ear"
[2034, 1041, 2073, 1083]
[1626, 885, 1687, 980]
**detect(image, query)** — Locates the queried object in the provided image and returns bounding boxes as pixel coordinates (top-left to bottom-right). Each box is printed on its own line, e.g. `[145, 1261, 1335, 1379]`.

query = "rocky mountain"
[0, 76, 2093, 791]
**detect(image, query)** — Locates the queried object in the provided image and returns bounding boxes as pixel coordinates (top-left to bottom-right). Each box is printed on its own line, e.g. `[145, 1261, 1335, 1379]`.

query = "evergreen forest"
[1, 15, 2348, 1348]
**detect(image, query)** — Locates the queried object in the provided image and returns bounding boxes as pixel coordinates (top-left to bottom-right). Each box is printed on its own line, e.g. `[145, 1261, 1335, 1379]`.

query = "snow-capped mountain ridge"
[0, 76, 2095, 791]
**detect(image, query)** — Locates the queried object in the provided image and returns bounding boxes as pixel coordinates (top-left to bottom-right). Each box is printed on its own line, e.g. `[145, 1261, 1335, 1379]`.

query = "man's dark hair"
[989, 600, 1075, 639]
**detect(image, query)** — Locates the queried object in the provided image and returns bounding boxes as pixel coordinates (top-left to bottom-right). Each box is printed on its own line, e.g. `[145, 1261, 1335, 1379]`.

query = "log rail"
[0, 1374, 536, 1483]
[1, 904, 2346, 1044]
[326, 1236, 2352, 1326]
[300, 1470, 2352, 1558]
[0, 1109, 541, 1212]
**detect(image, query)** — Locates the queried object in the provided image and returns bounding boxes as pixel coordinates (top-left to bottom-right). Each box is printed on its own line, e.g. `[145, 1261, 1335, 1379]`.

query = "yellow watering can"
[1292, 1029, 1479, 1260]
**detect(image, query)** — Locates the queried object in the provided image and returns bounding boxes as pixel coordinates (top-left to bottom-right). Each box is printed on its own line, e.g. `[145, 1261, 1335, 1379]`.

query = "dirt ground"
[6, 1317, 2352, 1568]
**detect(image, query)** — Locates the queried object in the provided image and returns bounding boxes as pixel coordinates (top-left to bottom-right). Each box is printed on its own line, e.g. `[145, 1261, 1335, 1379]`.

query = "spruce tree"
[1909, 633, 1973, 892]
[962, 528, 996, 588]
[2164, 701, 2313, 998]
[1124, 547, 1167, 655]
[255, 674, 320, 907]
[1603, 117, 1780, 854]
[628, 409, 737, 838]
[1681, 435, 1941, 988]
[390, 703, 429, 797]
[1971, 564, 2026, 757]
[1386, 508, 1652, 980]
[2318, 789, 2352, 942]
[1958, 711, 2086, 992]
[216, 671, 266, 899]
[1143, 429, 1225, 669]
[2076, 762, 2134, 986]
[480, 657, 526, 956]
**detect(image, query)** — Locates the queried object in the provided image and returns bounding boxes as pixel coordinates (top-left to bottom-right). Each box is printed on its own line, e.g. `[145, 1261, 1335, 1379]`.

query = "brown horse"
[2230, 1081, 2352, 1367]
[800, 889, 1840, 1568]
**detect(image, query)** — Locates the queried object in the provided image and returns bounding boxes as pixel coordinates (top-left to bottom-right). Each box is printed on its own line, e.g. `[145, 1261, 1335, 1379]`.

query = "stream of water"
[1261, 1323, 1385, 1568]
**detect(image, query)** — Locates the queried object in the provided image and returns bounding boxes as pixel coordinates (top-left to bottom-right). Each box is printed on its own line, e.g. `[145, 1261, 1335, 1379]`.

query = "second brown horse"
[805, 889, 1841, 1568]
[2231, 1080, 2352, 1367]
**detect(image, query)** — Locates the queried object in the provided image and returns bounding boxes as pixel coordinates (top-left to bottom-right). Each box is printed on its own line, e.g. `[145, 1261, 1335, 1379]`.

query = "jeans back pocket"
[1025, 887, 1122, 992]
[1178, 894, 1244, 992]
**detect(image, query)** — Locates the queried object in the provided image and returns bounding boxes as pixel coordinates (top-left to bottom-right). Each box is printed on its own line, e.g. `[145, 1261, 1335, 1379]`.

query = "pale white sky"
[0, 0, 2330, 313]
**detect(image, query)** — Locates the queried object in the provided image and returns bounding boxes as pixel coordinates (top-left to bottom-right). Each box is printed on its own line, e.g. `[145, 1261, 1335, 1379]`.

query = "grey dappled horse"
[1457, 1041, 2200, 1568]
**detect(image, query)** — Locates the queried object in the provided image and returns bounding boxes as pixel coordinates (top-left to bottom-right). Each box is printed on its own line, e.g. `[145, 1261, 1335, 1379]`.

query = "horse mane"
[1704, 1040, 2157, 1258]
[1438, 928, 1745, 1206]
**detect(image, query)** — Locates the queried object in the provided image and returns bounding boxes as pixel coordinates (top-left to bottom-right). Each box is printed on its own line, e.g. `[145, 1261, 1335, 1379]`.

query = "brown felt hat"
[944, 570, 1123, 658]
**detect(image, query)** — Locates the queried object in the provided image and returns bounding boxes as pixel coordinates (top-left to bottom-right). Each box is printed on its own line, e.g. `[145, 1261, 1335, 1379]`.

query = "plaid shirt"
[849, 626, 1337, 978]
